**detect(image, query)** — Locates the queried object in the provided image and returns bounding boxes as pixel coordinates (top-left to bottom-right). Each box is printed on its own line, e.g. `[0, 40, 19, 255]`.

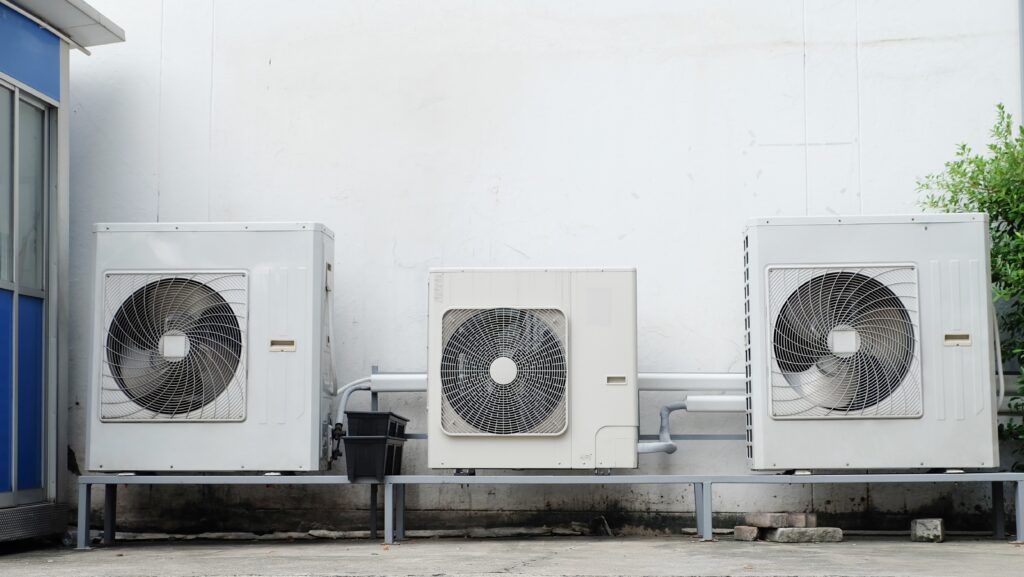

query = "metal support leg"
[692, 482, 704, 538]
[700, 482, 713, 542]
[383, 482, 395, 544]
[1016, 481, 1024, 541]
[103, 485, 117, 545]
[369, 484, 378, 539]
[993, 481, 1005, 540]
[76, 483, 91, 550]
[396, 484, 405, 541]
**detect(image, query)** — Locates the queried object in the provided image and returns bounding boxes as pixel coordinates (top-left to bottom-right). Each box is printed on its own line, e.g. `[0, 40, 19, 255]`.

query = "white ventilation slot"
[767, 266, 921, 419]
[440, 307, 568, 435]
[100, 272, 248, 421]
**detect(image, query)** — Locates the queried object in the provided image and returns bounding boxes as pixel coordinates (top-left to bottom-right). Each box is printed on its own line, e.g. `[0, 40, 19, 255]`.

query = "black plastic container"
[345, 411, 409, 438]
[343, 436, 405, 481]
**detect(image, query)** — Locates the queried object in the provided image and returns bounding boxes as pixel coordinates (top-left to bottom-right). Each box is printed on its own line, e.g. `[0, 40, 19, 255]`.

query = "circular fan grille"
[441, 308, 567, 435]
[105, 278, 243, 416]
[773, 271, 915, 413]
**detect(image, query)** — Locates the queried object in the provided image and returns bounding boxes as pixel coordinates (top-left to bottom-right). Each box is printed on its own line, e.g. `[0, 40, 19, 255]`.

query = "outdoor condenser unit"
[427, 268, 639, 469]
[86, 223, 335, 472]
[744, 214, 999, 470]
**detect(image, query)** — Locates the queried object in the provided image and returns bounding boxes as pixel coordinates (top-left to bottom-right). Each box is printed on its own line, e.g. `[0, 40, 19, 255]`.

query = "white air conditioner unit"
[744, 214, 999, 470]
[86, 223, 335, 472]
[427, 268, 639, 469]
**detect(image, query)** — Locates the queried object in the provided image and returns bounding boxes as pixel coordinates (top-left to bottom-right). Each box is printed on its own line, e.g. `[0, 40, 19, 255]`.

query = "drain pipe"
[637, 395, 748, 455]
[637, 401, 688, 454]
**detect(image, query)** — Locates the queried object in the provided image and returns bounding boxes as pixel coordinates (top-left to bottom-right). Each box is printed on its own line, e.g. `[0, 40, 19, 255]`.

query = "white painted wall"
[68, 0, 1021, 523]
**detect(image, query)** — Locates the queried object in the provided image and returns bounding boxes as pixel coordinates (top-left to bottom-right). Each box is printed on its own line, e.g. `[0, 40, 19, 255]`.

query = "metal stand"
[75, 472, 1024, 549]
[377, 472, 1024, 545]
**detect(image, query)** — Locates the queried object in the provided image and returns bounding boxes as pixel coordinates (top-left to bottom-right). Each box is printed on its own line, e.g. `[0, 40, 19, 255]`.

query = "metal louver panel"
[440, 308, 567, 435]
[767, 266, 921, 418]
[100, 272, 248, 421]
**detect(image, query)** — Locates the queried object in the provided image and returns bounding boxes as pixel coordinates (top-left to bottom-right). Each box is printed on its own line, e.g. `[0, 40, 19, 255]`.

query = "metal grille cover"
[440, 308, 568, 435]
[767, 266, 921, 418]
[0, 503, 68, 542]
[100, 272, 248, 421]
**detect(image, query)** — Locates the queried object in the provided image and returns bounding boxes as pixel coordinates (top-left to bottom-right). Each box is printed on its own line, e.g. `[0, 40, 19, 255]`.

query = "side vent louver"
[743, 235, 753, 461]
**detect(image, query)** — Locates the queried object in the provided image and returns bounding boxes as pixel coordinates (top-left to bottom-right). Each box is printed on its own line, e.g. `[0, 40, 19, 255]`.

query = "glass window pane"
[0, 87, 11, 282]
[17, 101, 44, 291]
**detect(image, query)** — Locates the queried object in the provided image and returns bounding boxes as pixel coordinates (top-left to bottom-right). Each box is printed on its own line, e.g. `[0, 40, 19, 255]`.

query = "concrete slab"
[786, 513, 817, 528]
[733, 525, 760, 541]
[764, 527, 842, 543]
[1, 536, 1021, 577]
[744, 512, 790, 528]
[911, 518, 945, 543]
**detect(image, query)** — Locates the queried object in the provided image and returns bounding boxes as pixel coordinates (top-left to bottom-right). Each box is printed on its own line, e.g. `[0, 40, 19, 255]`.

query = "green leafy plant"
[919, 104, 1024, 469]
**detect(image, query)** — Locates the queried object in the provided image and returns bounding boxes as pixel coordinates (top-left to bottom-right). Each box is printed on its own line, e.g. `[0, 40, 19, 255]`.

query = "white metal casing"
[428, 268, 639, 469]
[86, 222, 335, 472]
[744, 213, 999, 470]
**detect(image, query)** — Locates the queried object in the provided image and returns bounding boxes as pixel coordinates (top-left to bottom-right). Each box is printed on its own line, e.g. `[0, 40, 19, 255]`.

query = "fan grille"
[767, 267, 921, 418]
[100, 273, 248, 421]
[440, 308, 567, 435]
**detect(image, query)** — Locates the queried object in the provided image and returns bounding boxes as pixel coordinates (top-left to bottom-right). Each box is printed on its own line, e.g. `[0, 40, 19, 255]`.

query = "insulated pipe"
[369, 373, 429, 392]
[637, 401, 688, 454]
[636, 395, 747, 455]
[684, 395, 747, 413]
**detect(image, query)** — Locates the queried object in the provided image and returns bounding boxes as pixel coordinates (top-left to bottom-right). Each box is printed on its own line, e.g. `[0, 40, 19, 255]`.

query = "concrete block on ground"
[786, 512, 817, 528]
[733, 526, 760, 541]
[910, 518, 944, 543]
[744, 512, 789, 528]
[764, 527, 843, 543]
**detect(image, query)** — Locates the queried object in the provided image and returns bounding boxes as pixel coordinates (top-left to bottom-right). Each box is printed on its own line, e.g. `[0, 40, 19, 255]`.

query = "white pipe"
[637, 373, 744, 392]
[684, 395, 746, 413]
[370, 373, 428, 392]
[637, 401, 687, 454]
[343, 372, 747, 394]
[333, 377, 372, 428]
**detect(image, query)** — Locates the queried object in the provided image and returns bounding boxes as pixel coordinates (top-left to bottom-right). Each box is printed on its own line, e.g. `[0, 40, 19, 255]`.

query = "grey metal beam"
[692, 482, 704, 539]
[78, 472, 1024, 486]
[102, 484, 116, 545]
[1017, 481, 1024, 540]
[396, 485, 405, 540]
[76, 482, 89, 550]
[700, 482, 713, 541]
[383, 483, 394, 545]
[382, 473, 1024, 485]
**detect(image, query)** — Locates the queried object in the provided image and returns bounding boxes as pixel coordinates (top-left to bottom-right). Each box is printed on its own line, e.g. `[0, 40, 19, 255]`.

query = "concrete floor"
[1, 536, 1023, 577]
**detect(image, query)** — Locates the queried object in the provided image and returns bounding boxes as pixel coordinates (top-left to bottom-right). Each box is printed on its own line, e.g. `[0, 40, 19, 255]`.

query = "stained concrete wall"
[68, 0, 1020, 532]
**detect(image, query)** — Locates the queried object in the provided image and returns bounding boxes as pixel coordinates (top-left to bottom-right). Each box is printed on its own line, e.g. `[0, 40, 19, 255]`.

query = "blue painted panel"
[0, 290, 12, 493]
[16, 295, 43, 490]
[0, 4, 60, 101]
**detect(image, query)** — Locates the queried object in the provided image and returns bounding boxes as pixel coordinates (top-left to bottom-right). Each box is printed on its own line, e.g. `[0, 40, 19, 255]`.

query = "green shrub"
[919, 104, 1024, 469]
